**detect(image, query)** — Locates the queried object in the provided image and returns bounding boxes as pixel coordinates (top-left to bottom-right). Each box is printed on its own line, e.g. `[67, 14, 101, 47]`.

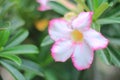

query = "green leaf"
[48, 1, 70, 15]
[44, 70, 57, 80]
[6, 29, 29, 48]
[41, 54, 53, 67]
[97, 45, 120, 67]
[0, 29, 10, 47]
[20, 59, 44, 77]
[92, 22, 101, 32]
[9, 16, 25, 31]
[0, 22, 10, 31]
[0, 1, 16, 18]
[98, 0, 108, 7]
[93, 2, 109, 20]
[110, 7, 120, 17]
[2, 44, 39, 54]
[4, 59, 44, 77]
[0, 54, 21, 65]
[108, 46, 120, 67]
[93, 0, 99, 11]
[24, 71, 36, 80]
[41, 36, 54, 47]
[93, 0, 108, 11]
[0, 60, 25, 80]
[87, 0, 93, 11]
[97, 17, 120, 24]
[109, 38, 120, 46]
[97, 48, 111, 65]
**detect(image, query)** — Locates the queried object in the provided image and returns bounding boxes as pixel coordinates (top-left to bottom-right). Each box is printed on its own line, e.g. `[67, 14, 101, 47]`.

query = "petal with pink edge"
[84, 29, 109, 50]
[71, 12, 93, 30]
[71, 42, 94, 70]
[37, 0, 48, 5]
[49, 18, 71, 41]
[37, 0, 50, 11]
[51, 40, 74, 62]
[38, 5, 51, 11]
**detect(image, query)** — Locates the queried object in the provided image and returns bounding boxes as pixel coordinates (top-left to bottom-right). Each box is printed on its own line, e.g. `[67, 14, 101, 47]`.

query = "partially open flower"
[48, 12, 109, 70]
[37, 0, 51, 11]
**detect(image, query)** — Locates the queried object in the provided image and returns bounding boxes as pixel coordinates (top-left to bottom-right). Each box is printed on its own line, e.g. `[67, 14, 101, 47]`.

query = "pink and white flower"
[48, 12, 109, 70]
[37, 0, 51, 11]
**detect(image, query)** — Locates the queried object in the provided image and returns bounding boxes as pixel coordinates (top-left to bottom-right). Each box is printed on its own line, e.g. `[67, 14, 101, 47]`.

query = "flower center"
[71, 30, 83, 42]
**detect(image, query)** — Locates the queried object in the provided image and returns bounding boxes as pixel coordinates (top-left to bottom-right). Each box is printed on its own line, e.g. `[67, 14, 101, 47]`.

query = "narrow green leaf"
[0, 29, 10, 47]
[6, 29, 29, 48]
[93, 2, 109, 20]
[98, 0, 108, 6]
[9, 16, 25, 31]
[0, 54, 21, 65]
[0, 1, 16, 18]
[41, 36, 54, 47]
[108, 46, 120, 67]
[87, 0, 93, 11]
[97, 49, 111, 65]
[0, 28, 7, 31]
[109, 38, 120, 46]
[97, 45, 120, 68]
[92, 22, 101, 32]
[97, 17, 120, 24]
[4, 59, 45, 77]
[2, 45, 39, 54]
[20, 59, 44, 77]
[0, 21, 10, 30]
[48, 1, 70, 15]
[93, 0, 99, 11]
[24, 71, 36, 80]
[0, 60, 25, 80]
[44, 70, 57, 80]
[111, 11, 120, 17]
[93, 0, 108, 11]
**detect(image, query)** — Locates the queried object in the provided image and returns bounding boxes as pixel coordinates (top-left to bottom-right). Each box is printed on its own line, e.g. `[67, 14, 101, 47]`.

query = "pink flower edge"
[71, 43, 94, 71]
[72, 52, 94, 71]
[51, 39, 73, 62]
[71, 12, 93, 30]
[92, 33, 109, 51]
[84, 29, 109, 51]
[48, 18, 69, 41]
[36, 0, 51, 11]
[51, 40, 67, 62]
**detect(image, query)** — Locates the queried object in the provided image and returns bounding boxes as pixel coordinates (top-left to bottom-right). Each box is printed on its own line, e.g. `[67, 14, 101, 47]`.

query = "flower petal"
[37, 0, 51, 11]
[71, 42, 94, 70]
[49, 18, 71, 41]
[38, 5, 51, 11]
[37, 0, 48, 5]
[51, 40, 74, 62]
[71, 12, 93, 30]
[84, 29, 109, 50]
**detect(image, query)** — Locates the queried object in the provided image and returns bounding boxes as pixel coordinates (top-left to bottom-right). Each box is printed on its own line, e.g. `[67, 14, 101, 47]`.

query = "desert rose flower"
[48, 12, 109, 70]
[37, 0, 51, 11]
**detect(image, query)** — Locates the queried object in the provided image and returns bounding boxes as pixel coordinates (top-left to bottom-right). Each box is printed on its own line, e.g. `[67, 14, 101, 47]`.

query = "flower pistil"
[71, 30, 83, 42]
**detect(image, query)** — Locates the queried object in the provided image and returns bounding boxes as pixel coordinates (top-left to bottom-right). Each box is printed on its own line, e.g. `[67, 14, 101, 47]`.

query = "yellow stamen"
[71, 30, 83, 42]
